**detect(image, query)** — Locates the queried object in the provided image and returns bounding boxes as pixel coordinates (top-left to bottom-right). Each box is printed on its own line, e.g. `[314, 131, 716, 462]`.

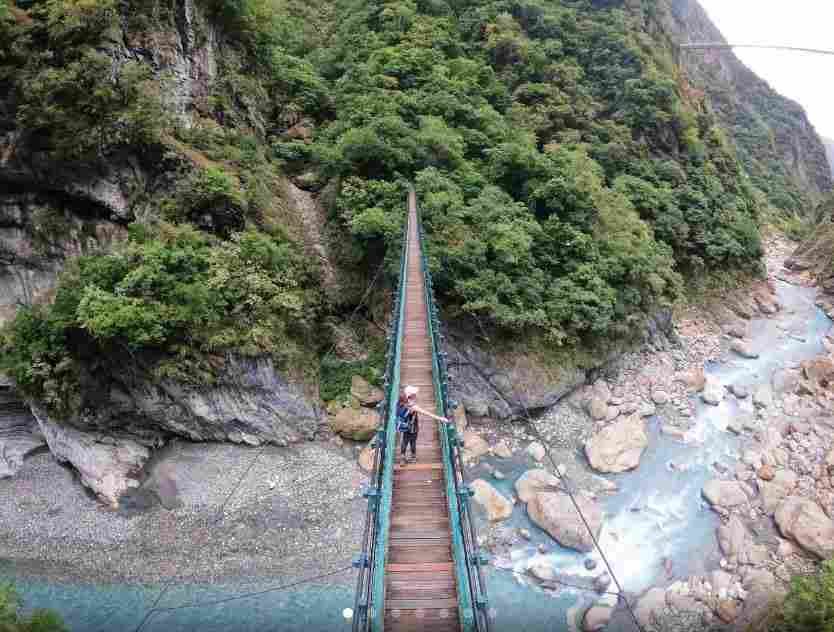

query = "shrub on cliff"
[0, 583, 66, 632]
[1, 223, 322, 408]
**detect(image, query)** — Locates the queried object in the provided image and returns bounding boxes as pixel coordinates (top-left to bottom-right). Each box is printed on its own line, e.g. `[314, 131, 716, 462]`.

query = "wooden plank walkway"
[383, 191, 460, 632]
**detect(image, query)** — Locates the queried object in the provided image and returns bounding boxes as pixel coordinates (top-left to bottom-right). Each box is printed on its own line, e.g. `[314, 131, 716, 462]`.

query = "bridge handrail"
[351, 206, 410, 632]
[415, 192, 491, 632]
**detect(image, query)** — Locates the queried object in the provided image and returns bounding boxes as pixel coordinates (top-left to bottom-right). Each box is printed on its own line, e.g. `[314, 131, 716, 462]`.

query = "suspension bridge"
[351, 189, 490, 632]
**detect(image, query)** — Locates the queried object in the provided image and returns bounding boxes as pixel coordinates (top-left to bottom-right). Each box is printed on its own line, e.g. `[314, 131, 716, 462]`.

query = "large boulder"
[703, 480, 751, 508]
[717, 516, 768, 566]
[584, 416, 648, 473]
[730, 339, 759, 359]
[515, 469, 561, 503]
[471, 479, 513, 522]
[330, 406, 378, 441]
[702, 376, 725, 405]
[31, 406, 150, 507]
[583, 604, 614, 631]
[462, 430, 490, 462]
[350, 375, 384, 407]
[527, 491, 603, 552]
[775, 497, 834, 559]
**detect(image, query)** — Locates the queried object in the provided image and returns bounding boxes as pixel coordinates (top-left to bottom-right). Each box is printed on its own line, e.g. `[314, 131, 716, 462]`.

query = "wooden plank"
[386, 598, 459, 610]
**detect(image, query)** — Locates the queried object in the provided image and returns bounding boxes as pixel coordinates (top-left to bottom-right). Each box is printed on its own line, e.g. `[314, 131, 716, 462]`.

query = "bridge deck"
[383, 192, 460, 632]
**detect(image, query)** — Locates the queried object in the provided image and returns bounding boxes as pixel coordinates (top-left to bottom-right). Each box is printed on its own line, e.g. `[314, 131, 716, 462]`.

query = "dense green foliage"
[0, 584, 66, 632]
[297, 0, 763, 345]
[762, 560, 834, 632]
[3, 0, 816, 407]
[1, 224, 321, 409]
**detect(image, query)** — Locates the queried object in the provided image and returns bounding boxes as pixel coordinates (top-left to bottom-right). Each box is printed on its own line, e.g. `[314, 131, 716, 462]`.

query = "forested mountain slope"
[0, 0, 830, 499]
[663, 0, 832, 213]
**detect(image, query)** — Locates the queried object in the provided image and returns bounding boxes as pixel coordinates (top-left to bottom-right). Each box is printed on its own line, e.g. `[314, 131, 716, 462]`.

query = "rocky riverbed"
[3, 233, 833, 632]
[458, 233, 834, 631]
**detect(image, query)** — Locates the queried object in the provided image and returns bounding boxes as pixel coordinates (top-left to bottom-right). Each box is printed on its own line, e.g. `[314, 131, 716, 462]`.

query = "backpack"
[396, 404, 416, 433]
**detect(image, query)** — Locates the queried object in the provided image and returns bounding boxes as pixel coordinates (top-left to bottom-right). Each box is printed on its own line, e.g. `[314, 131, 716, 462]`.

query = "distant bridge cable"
[680, 43, 834, 56]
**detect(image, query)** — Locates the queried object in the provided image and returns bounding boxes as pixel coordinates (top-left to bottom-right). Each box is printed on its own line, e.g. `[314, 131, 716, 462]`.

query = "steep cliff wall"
[659, 0, 832, 213]
[825, 138, 834, 178]
[0, 0, 331, 503]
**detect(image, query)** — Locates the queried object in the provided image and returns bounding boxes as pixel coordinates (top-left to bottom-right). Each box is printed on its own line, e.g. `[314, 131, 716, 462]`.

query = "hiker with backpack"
[396, 385, 450, 464]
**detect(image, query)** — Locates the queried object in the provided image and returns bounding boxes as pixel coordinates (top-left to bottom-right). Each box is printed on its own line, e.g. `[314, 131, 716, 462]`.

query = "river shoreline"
[3, 232, 833, 632]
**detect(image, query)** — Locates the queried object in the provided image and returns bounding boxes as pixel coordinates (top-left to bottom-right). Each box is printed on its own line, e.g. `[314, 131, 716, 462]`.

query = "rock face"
[515, 469, 561, 504]
[527, 491, 603, 552]
[0, 377, 45, 478]
[662, 1, 832, 211]
[471, 479, 513, 522]
[32, 405, 150, 506]
[584, 416, 648, 473]
[775, 497, 834, 559]
[448, 338, 587, 419]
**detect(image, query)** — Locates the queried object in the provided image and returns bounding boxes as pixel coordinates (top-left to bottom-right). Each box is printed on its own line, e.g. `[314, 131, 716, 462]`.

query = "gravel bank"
[0, 438, 366, 587]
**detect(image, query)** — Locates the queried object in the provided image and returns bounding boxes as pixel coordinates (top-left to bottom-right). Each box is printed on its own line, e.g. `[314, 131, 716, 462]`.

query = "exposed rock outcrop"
[31, 404, 150, 506]
[0, 376, 45, 478]
[448, 338, 586, 420]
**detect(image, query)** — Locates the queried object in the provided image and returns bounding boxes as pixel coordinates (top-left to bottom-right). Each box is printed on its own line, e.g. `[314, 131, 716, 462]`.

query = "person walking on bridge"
[397, 385, 449, 464]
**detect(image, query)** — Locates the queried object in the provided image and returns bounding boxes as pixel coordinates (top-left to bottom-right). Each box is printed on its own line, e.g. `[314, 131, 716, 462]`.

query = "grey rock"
[449, 339, 586, 420]
[775, 497, 834, 559]
[584, 416, 648, 473]
[731, 340, 759, 359]
[515, 469, 561, 503]
[32, 405, 150, 506]
[760, 470, 798, 513]
[528, 491, 603, 553]
[703, 480, 751, 508]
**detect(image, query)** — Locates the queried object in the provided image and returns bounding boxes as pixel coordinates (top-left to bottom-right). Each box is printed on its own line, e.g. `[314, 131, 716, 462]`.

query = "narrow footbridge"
[352, 190, 490, 632]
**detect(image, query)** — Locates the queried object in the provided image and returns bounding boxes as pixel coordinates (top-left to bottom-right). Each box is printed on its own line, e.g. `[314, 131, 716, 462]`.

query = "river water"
[5, 280, 830, 632]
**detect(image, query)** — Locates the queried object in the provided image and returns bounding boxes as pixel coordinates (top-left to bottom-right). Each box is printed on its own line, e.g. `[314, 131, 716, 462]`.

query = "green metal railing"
[416, 191, 491, 632]
[352, 209, 410, 632]
[353, 190, 489, 631]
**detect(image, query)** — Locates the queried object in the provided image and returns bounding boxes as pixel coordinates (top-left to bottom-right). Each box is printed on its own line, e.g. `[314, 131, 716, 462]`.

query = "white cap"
[404, 385, 419, 398]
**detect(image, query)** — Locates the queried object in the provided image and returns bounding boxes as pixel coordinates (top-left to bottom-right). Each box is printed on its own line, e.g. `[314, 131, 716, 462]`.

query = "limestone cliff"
[657, 0, 832, 213]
